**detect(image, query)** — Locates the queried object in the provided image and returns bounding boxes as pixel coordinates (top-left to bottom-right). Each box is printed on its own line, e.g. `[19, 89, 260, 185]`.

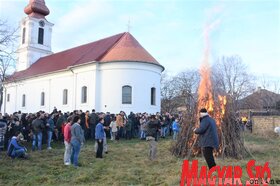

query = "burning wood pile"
[171, 61, 249, 159]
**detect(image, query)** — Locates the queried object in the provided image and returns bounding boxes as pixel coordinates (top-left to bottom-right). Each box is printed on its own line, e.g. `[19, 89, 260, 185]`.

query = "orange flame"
[197, 29, 214, 114]
[215, 95, 227, 126]
[191, 4, 227, 157]
[218, 95, 227, 116]
[198, 62, 214, 113]
[197, 20, 227, 127]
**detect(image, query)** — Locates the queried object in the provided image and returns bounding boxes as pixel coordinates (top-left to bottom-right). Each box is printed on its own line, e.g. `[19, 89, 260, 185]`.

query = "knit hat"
[199, 108, 207, 113]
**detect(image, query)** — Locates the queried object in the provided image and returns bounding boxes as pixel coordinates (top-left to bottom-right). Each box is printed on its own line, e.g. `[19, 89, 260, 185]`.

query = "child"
[95, 118, 105, 158]
[109, 117, 117, 141]
[172, 119, 180, 140]
[63, 117, 72, 165]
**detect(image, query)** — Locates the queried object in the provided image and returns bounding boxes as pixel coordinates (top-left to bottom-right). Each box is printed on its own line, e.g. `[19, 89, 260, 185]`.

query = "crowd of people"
[0, 108, 183, 166]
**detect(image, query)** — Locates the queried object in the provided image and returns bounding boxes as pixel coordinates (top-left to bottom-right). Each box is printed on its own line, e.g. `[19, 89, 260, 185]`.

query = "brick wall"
[252, 116, 280, 134]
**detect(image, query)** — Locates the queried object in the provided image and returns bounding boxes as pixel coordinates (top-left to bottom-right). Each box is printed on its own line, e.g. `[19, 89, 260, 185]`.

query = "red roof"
[100, 32, 158, 64]
[9, 32, 162, 81]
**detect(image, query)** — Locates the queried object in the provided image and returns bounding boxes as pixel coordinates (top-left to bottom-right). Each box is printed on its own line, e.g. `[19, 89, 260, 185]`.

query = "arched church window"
[7, 94, 10, 102]
[22, 94, 26, 107]
[38, 28, 44, 44]
[122, 85, 132, 104]
[81, 86, 87, 103]
[22, 28, 26, 44]
[151, 87, 156, 105]
[63, 89, 68, 105]
[41, 92, 45, 106]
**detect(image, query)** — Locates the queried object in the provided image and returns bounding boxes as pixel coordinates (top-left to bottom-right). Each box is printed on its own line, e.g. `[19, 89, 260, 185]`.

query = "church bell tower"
[17, 0, 53, 71]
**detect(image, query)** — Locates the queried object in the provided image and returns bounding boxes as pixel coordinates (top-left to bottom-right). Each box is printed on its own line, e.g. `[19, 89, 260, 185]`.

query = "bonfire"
[171, 25, 248, 159]
[171, 61, 248, 159]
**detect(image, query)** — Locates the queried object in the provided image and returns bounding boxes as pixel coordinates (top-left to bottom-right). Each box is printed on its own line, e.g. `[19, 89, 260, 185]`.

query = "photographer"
[146, 115, 161, 161]
[7, 131, 28, 159]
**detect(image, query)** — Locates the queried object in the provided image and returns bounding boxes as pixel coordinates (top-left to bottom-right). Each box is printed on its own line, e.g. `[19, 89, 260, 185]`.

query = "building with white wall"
[2, 0, 164, 114]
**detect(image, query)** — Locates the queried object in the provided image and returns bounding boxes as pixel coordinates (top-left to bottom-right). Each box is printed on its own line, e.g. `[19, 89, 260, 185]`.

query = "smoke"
[197, 3, 225, 114]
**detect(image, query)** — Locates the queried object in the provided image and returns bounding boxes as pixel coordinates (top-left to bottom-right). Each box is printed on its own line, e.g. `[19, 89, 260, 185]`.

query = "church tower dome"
[24, 0, 50, 18]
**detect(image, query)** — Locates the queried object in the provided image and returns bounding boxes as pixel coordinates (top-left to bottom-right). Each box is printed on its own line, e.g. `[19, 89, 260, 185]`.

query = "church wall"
[4, 85, 17, 113]
[3, 71, 73, 113]
[49, 75, 74, 112]
[3, 65, 99, 114]
[99, 62, 162, 114]
[3, 62, 162, 114]
[74, 70, 96, 112]
[14, 80, 50, 113]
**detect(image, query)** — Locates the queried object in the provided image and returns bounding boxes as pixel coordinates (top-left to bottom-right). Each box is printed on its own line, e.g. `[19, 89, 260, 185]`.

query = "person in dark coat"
[194, 108, 219, 169]
[56, 112, 66, 141]
[104, 112, 111, 138]
[89, 109, 98, 140]
[21, 113, 30, 142]
[125, 116, 132, 140]
[80, 112, 86, 130]
[128, 112, 136, 137]
[31, 113, 45, 151]
[0, 118, 7, 150]
[146, 115, 161, 160]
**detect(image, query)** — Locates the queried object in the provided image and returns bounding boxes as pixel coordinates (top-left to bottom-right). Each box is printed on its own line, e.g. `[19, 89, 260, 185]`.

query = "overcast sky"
[0, 0, 279, 88]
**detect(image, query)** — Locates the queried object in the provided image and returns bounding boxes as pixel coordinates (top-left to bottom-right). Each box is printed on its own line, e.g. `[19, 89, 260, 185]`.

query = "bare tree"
[0, 20, 18, 111]
[212, 55, 255, 109]
[258, 74, 280, 94]
[176, 69, 200, 112]
[160, 70, 200, 113]
[258, 75, 280, 93]
[161, 72, 181, 113]
[260, 74, 270, 90]
[273, 80, 280, 94]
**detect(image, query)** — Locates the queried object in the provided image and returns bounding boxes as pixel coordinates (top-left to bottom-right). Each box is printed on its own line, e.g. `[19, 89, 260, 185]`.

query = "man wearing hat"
[194, 108, 219, 169]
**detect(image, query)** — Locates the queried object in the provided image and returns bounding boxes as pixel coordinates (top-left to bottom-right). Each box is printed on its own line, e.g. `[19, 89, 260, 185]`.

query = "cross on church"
[127, 18, 132, 32]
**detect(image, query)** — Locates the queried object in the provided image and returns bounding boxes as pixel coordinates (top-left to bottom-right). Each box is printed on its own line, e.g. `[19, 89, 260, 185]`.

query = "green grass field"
[0, 134, 279, 186]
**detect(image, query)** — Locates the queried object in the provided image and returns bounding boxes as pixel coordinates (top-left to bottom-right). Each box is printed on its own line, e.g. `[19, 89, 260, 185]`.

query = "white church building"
[3, 0, 164, 114]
